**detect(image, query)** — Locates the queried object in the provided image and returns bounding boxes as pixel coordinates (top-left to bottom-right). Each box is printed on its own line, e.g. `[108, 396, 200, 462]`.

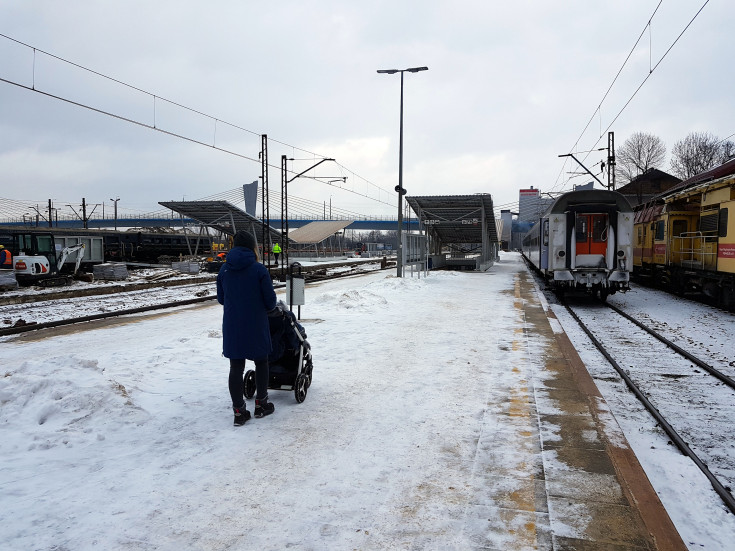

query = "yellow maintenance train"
[633, 158, 735, 311]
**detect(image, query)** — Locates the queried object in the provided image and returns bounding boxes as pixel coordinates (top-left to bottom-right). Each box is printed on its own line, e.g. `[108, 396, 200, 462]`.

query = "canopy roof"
[406, 194, 498, 244]
[288, 221, 352, 244]
[159, 200, 281, 243]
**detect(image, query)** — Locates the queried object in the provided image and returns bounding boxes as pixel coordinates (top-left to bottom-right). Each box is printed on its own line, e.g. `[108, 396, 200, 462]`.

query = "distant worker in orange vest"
[272, 242, 282, 265]
[0, 245, 11, 268]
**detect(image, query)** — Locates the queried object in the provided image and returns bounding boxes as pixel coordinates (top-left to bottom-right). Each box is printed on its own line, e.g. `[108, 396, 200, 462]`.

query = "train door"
[575, 214, 608, 255]
[540, 218, 549, 269]
[669, 219, 688, 266]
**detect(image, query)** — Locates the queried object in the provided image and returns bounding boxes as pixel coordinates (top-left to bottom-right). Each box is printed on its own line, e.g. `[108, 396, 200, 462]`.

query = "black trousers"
[228, 357, 269, 407]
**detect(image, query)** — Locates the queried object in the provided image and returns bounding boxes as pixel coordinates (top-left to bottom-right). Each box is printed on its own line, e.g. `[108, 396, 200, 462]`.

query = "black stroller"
[244, 301, 313, 403]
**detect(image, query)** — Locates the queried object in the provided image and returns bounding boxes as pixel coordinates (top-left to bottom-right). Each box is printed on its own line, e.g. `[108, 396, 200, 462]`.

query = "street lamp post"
[377, 66, 428, 277]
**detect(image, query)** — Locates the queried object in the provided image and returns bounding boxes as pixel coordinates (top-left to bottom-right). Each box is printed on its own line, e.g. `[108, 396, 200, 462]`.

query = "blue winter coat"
[216, 247, 277, 360]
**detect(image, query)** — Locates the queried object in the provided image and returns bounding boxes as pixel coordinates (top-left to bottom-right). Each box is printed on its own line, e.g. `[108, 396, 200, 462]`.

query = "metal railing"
[670, 231, 718, 270]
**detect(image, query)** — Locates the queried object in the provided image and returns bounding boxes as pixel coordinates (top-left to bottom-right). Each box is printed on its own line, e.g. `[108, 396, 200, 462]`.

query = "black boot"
[233, 404, 251, 426]
[255, 396, 275, 418]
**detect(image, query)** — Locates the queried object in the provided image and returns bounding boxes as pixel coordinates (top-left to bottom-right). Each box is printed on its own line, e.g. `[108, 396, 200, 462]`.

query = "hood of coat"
[225, 246, 257, 270]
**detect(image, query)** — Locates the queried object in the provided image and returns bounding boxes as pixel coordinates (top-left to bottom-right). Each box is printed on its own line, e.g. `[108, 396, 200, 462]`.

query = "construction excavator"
[14, 238, 87, 287]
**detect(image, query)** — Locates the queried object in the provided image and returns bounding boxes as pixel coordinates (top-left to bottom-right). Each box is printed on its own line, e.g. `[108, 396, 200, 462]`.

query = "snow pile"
[2, 355, 148, 452]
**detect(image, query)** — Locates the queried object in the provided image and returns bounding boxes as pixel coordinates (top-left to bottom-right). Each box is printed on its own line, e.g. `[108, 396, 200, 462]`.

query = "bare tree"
[670, 132, 726, 180]
[720, 140, 735, 163]
[615, 132, 666, 184]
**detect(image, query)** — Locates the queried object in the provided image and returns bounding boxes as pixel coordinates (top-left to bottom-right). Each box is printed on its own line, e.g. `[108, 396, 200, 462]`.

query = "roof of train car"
[548, 189, 633, 215]
[633, 158, 735, 210]
[665, 158, 735, 195]
[634, 203, 665, 224]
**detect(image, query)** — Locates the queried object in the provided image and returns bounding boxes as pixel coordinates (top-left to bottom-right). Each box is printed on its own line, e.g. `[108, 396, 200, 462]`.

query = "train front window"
[591, 214, 608, 242]
[575, 216, 587, 243]
[575, 214, 608, 255]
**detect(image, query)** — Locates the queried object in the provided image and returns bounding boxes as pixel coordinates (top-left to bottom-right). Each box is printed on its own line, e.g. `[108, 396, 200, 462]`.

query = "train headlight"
[558, 251, 565, 257]
[617, 250, 625, 257]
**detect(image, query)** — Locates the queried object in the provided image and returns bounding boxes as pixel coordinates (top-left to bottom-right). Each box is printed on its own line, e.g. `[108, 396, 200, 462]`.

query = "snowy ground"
[1, 252, 734, 549]
[0, 256, 384, 328]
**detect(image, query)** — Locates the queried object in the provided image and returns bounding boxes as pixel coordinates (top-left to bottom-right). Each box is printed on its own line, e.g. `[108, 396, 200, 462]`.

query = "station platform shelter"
[406, 193, 501, 272]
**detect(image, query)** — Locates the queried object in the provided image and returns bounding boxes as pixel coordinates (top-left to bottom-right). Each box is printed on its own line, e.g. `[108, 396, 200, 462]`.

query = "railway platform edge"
[522, 270, 687, 550]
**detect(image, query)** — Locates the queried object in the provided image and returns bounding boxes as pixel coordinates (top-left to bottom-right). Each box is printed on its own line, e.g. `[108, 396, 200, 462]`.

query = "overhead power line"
[569, 1, 664, 156]
[579, 0, 711, 162]
[0, 33, 393, 206]
[554, 0, 711, 193]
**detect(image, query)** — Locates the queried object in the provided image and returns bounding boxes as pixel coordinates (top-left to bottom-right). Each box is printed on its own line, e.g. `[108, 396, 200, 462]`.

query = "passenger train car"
[522, 189, 634, 299]
[632, 159, 735, 311]
[0, 227, 213, 266]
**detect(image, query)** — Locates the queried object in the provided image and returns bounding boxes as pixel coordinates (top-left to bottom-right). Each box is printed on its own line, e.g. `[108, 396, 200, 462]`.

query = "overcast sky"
[1, 1, 732, 221]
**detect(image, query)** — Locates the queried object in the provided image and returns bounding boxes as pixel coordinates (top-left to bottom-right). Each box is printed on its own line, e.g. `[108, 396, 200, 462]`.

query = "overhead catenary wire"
[553, 0, 711, 194]
[568, 1, 664, 157]
[577, 0, 711, 165]
[0, 33, 394, 208]
[0, 184, 393, 223]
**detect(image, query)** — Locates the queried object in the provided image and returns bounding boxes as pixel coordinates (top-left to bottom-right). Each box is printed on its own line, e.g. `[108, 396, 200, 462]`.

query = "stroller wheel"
[243, 370, 256, 399]
[294, 373, 308, 403]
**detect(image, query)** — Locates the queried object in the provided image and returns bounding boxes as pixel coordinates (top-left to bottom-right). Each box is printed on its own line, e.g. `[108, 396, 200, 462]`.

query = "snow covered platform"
[502, 266, 685, 550]
[0, 252, 686, 549]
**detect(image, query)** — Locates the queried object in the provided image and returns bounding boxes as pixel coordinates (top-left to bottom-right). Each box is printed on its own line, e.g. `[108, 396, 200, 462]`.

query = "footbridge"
[1, 215, 418, 231]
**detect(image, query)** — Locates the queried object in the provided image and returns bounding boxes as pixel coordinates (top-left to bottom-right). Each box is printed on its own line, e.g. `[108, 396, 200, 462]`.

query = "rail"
[563, 300, 735, 515]
[0, 257, 388, 336]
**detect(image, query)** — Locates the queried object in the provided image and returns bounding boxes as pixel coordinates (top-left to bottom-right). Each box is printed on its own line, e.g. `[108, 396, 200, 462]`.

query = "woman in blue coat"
[217, 231, 277, 425]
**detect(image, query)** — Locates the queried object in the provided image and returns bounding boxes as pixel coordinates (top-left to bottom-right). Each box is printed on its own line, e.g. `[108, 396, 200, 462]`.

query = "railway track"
[0, 258, 387, 337]
[562, 297, 735, 514]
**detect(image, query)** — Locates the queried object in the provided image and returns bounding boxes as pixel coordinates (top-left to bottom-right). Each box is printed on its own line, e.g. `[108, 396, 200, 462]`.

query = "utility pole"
[281, 155, 289, 278]
[607, 131, 616, 190]
[110, 197, 120, 230]
[67, 199, 99, 229]
[260, 134, 269, 264]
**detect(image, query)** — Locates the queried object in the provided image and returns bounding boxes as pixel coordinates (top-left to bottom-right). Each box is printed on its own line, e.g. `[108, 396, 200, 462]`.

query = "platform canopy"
[159, 200, 281, 243]
[406, 194, 498, 245]
[288, 221, 352, 244]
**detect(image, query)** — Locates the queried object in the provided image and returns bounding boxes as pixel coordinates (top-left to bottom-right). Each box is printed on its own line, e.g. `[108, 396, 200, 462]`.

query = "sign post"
[286, 262, 305, 319]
